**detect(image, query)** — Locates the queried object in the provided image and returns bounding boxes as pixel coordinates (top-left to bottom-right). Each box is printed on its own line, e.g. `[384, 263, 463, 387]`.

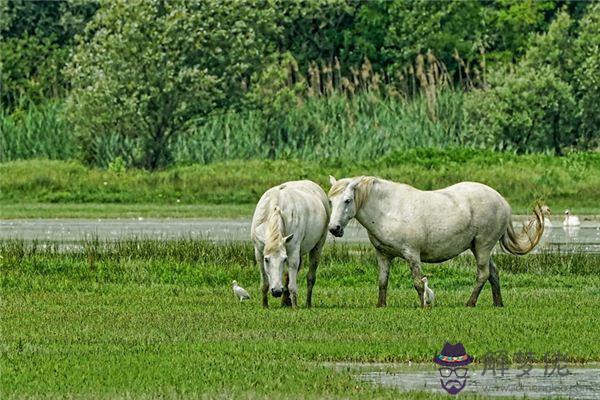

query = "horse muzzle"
[329, 224, 344, 237]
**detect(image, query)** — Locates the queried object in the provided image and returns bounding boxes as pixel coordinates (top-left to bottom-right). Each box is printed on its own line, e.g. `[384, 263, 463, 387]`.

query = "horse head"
[327, 176, 370, 237]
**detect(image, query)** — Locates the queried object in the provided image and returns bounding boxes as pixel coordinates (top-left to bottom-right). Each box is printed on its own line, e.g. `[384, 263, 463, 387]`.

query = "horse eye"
[283, 257, 288, 263]
[264, 257, 269, 263]
[344, 198, 351, 204]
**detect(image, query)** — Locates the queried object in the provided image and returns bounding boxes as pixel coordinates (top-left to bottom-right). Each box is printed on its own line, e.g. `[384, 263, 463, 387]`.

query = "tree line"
[1, 0, 598, 169]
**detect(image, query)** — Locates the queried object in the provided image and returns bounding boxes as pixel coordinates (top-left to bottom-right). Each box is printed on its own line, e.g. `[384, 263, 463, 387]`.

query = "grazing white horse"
[328, 176, 545, 308]
[251, 180, 330, 308]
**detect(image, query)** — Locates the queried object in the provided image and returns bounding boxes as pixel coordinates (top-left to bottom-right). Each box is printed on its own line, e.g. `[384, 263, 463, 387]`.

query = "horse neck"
[354, 180, 406, 228]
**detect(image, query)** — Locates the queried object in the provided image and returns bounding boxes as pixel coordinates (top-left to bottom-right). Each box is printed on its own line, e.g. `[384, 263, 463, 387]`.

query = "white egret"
[540, 205, 552, 228]
[232, 280, 250, 302]
[421, 276, 435, 306]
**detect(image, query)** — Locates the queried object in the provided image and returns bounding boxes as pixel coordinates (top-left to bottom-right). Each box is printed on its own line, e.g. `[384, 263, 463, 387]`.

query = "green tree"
[574, 3, 600, 148]
[382, 0, 485, 75]
[65, 0, 279, 169]
[464, 10, 577, 154]
[0, 0, 98, 108]
[340, 1, 391, 71]
[484, 0, 557, 64]
[521, 9, 576, 82]
[274, 0, 358, 70]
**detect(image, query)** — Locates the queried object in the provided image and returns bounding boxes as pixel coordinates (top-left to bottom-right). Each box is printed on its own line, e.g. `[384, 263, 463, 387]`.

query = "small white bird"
[421, 276, 435, 306]
[563, 209, 581, 227]
[232, 280, 250, 302]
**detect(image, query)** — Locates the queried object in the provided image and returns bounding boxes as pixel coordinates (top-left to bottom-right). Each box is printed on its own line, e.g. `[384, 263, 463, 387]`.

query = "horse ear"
[347, 176, 363, 191]
[284, 233, 294, 243]
[329, 175, 337, 186]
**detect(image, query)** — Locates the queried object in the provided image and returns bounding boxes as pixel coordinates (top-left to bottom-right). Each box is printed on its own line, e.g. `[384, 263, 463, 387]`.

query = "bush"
[463, 11, 579, 154]
[464, 66, 576, 154]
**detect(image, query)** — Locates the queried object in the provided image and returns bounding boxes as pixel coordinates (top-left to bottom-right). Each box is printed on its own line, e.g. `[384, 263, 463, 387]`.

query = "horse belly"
[420, 239, 472, 263]
[419, 225, 475, 263]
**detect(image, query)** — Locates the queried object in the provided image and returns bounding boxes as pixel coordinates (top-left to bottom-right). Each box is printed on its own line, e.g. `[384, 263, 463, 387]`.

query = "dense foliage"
[1, 0, 598, 169]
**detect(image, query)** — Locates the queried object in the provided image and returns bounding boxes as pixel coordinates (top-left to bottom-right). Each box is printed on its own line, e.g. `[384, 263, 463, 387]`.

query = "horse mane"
[263, 187, 286, 254]
[328, 176, 376, 209]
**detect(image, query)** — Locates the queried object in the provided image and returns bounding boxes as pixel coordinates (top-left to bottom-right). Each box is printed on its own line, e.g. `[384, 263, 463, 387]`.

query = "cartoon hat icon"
[434, 342, 473, 366]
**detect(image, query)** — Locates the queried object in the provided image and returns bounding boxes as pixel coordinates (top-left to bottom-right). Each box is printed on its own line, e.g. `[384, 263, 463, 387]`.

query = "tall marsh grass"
[0, 100, 75, 162]
[0, 91, 466, 167]
[172, 90, 466, 165]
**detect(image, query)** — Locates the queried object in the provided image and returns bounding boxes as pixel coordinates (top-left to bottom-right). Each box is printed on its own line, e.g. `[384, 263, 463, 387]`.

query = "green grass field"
[2, 149, 600, 219]
[2, 240, 599, 398]
[0, 203, 255, 219]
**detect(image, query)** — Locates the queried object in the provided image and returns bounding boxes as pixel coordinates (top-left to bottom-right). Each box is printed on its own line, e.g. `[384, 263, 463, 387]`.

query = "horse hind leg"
[489, 258, 504, 307]
[466, 247, 491, 307]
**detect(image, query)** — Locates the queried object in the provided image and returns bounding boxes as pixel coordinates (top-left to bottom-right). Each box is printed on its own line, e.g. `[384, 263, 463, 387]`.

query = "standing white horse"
[251, 180, 330, 308]
[327, 176, 545, 308]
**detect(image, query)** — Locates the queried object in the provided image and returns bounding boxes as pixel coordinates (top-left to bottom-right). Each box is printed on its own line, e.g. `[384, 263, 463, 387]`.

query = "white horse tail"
[500, 203, 545, 255]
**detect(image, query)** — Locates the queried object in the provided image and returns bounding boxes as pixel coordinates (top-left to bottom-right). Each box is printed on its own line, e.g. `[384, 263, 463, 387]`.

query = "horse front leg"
[306, 236, 325, 308]
[287, 255, 301, 309]
[281, 271, 292, 307]
[257, 249, 269, 308]
[375, 249, 392, 307]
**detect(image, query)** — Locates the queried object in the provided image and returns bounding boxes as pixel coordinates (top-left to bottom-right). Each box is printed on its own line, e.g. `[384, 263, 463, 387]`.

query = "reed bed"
[0, 100, 75, 162]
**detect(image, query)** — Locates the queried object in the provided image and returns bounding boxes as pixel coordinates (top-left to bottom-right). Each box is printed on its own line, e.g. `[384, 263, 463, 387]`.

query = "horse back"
[251, 180, 329, 251]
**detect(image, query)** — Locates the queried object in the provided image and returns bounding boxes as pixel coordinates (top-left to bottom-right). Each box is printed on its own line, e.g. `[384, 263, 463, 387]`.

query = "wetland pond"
[1, 218, 600, 253]
[329, 362, 600, 399]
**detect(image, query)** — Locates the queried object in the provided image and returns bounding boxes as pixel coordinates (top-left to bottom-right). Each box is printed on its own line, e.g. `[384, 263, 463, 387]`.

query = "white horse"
[251, 180, 330, 308]
[327, 176, 545, 308]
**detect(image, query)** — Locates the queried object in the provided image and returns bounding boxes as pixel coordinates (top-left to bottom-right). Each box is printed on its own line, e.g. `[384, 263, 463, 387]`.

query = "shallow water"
[332, 362, 600, 399]
[1, 218, 599, 253]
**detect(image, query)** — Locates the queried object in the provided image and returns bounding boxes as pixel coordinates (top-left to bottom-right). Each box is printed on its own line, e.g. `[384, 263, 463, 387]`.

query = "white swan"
[421, 277, 435, 306]
[563, 209, 581, 227]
